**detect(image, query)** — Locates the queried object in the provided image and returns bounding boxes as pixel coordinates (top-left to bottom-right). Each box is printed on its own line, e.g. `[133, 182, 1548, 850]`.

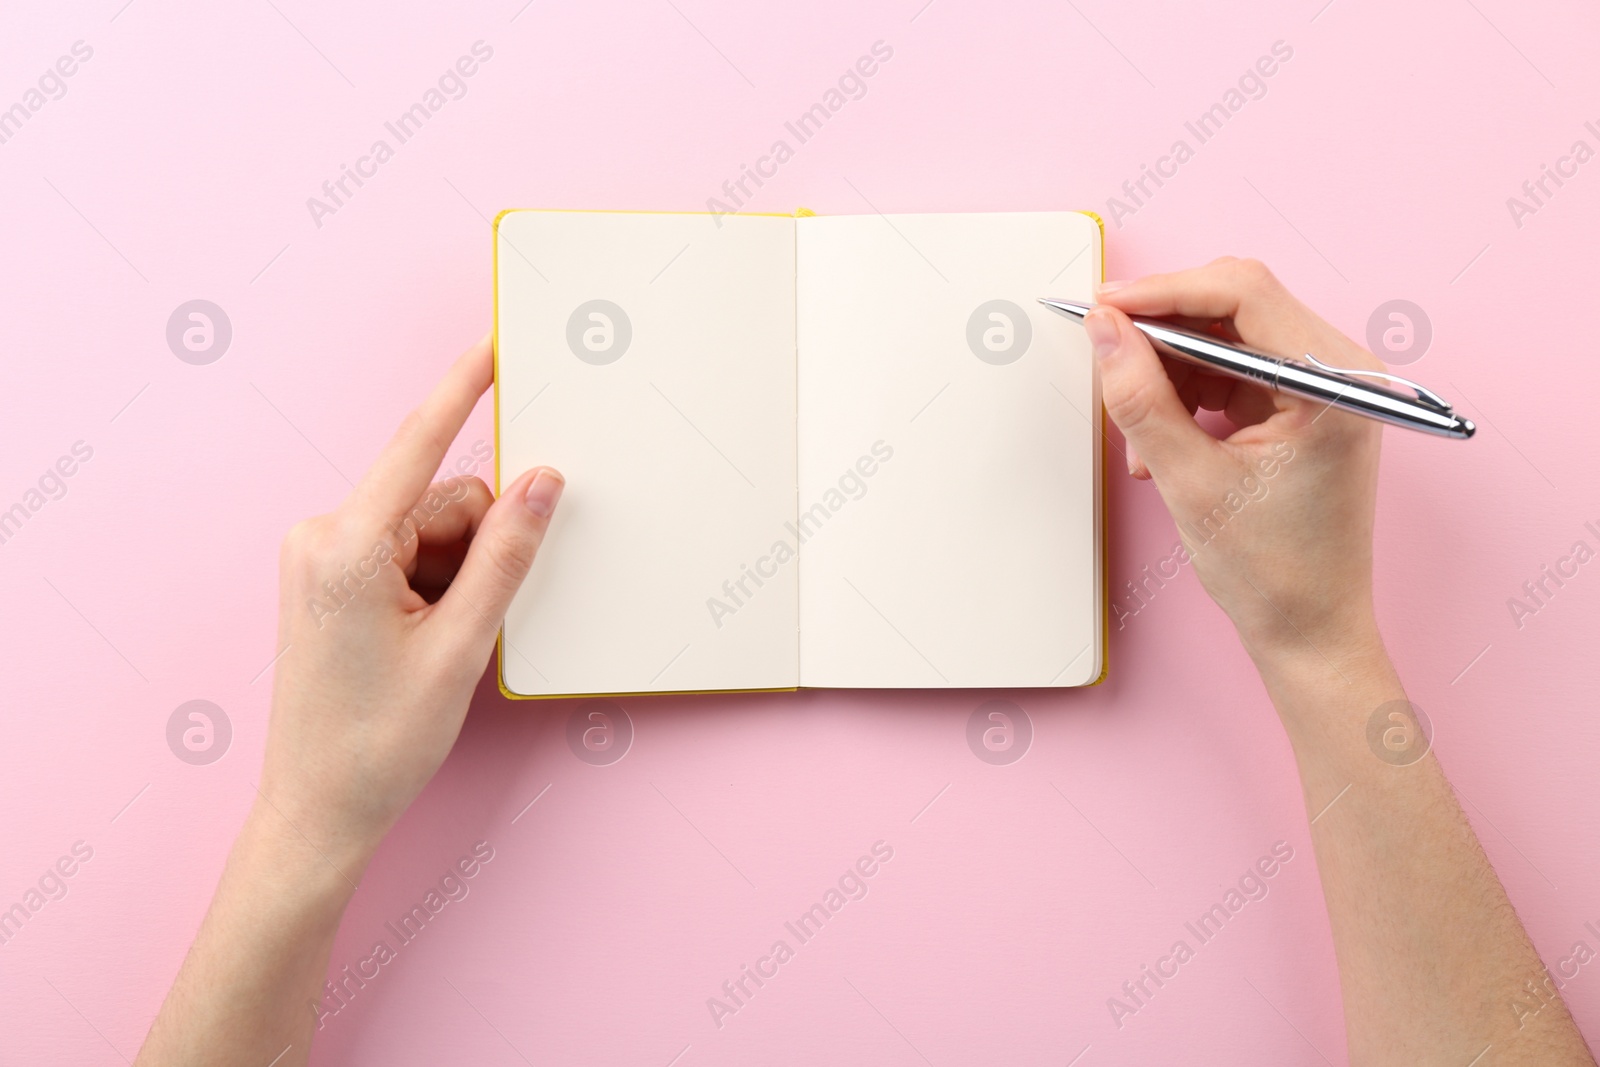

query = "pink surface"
[3, 1, 1598, 1063]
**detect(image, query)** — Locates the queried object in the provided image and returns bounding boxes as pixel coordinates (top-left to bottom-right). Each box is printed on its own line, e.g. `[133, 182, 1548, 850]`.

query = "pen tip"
[1039, 298, 1089, 321]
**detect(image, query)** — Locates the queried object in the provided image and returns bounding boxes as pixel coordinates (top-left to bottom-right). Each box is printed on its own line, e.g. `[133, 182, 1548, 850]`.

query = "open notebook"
[493, 209, 1104, 697]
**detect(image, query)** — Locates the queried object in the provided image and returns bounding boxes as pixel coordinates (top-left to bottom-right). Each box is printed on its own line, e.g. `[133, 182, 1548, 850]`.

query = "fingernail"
[524, 468, 564, 518]
[1084, 308, 1121, 361]
[1096, 279, 1132, 295]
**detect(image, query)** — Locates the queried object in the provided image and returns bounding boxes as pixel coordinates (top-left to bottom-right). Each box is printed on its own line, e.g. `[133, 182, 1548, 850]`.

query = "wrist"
[1235, 602, 1383, 680]
[236, 799, 375, 915]
[1249, 629, 1408, 755]
[255, 755, 400, 878]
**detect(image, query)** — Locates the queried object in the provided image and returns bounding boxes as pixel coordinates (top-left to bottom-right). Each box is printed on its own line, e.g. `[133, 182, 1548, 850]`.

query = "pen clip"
[1299, 352, 1454, 412]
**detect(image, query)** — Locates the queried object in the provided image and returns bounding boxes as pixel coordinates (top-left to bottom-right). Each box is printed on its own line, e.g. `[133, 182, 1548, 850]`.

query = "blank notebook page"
[496, 211, 799, 697]
[794, 211, 1103, 688]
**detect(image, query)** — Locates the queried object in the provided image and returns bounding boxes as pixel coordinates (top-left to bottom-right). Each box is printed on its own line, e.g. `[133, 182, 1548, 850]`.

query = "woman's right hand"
[1087, 257, 1388, 670]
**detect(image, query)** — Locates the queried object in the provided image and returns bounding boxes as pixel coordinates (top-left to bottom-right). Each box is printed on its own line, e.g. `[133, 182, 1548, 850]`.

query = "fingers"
[430, 466, 565, 658]
[1222, 378, 1281, 428]
[1098, 260, 1259, 321]
[1098, 257, 1372, 371]
[1126, 443, 1150, 480]
[1176, 367, 1278, 428]
[1193, 373, 1235, 413]
[349, 334, 494, 524]
[414, 477, 495, 544]
[410, 543, 469, 599]
[393, 477, 495, 578]
[1165, 313, 1243, 343]
[1086, 306, 1219, 483]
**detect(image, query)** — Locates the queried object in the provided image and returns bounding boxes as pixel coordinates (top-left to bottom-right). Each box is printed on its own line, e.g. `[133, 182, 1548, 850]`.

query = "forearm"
[135, 804, 367, 1067]
[1253, 633, 1593, 1066]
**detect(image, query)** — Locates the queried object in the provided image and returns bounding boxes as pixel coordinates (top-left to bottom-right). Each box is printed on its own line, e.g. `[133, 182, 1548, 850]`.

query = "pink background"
[4, 0, 1599, 1063]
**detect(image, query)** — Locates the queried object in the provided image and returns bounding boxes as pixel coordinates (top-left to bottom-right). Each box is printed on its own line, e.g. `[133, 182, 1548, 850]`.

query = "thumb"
[432, 466, 564, 654]
[1086, 306, 1216, 481]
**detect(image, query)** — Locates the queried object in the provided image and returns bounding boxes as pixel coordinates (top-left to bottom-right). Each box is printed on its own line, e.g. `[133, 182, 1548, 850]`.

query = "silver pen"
[1039, 298, 1474, 440]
